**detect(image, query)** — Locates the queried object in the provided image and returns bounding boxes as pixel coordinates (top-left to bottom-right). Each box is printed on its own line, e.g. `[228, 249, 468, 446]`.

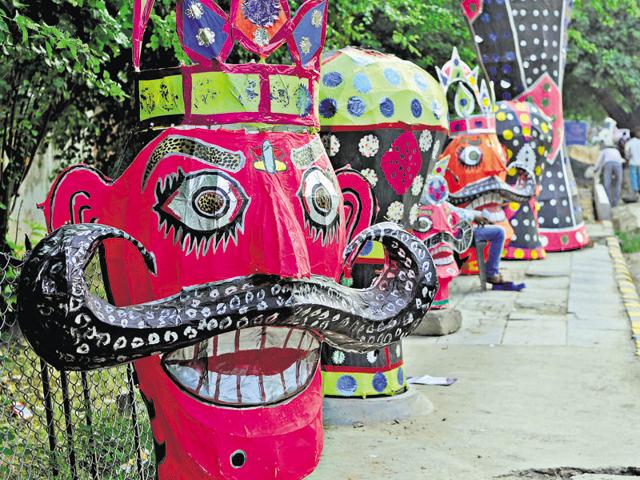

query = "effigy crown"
[133, 0, 328, 129]
[436, 47, 496, 136]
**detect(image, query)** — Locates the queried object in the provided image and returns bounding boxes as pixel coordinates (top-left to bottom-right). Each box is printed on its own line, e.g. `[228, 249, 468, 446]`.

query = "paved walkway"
[311, 223, 640, 480]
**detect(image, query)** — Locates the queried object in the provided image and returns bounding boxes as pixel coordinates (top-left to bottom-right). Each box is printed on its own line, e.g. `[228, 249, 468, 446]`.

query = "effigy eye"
[153, 170, 251, 255]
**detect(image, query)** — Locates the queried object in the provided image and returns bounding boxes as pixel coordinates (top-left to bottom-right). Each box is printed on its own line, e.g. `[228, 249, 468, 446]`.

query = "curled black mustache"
[448, 175, 534, 205]
[17, 222, 438, 371]
[423, 221, 474, 254]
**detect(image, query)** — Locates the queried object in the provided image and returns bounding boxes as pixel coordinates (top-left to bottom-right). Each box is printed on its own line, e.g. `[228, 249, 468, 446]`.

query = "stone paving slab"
[313, 223, 639, 479]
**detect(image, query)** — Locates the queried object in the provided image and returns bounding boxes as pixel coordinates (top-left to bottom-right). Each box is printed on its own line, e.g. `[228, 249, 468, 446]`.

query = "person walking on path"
[625, 129, 640, 194]
[595, 143, 625, 207]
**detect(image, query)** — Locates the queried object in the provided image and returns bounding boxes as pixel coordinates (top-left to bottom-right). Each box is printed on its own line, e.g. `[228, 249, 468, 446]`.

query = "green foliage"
[326, 0, 474, 69]
[616, 230, 640, 254]
[565, 0, 640, 126]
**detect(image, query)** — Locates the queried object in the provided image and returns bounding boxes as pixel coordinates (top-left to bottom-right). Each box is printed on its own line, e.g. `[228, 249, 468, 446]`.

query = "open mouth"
[465, 195, 507, 223]
[429, 244, 455, 266]
[163, 326, 320, 407]
[449, 176, 533, 205]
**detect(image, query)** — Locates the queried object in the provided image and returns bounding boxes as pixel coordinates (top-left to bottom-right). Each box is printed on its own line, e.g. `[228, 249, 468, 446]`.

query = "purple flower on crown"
[242, 0, 281, 27]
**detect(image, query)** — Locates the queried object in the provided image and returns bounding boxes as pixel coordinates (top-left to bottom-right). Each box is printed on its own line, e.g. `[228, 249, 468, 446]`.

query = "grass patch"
[616, 231, 640, 253]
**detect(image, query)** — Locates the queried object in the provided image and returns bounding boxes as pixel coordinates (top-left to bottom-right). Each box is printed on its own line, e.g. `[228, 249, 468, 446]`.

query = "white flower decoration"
[431, 139, 441, 160]
[196, 28, 215, 47]
[409, 203, 420, 225]
[332, 350, 345, 365]
[360, 168, 378, 187]
[254, 28, 270, 47]
[328, 135, 340, 156]
[419, 130, 433, 152]
[358, 134, 380, 158]
[411, 175, 424, 196]
[386, 201, 404, 223]
[186, 2, 205, 19]
[300, 37, 312, 55]
[311, 9, 323, 27]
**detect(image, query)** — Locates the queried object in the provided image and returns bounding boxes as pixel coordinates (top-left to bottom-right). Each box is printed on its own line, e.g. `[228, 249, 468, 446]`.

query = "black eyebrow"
[142, 135, 246, 189]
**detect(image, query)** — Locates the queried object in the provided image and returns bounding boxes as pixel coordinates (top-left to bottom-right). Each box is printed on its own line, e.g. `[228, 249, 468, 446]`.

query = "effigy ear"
[39, 165, 113, 232]
[335, 167, 377, 243]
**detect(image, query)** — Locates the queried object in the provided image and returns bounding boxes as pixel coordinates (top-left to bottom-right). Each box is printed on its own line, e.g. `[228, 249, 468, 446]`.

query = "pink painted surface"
[42, 128, 344, 479]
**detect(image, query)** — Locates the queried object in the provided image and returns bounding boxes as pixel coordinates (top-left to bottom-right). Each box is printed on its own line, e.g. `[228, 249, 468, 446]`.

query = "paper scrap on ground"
[407, 375, 457, 386]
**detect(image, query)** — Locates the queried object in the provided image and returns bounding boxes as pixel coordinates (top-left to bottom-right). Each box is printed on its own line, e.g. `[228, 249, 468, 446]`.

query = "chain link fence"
[1, 251, 156, 479]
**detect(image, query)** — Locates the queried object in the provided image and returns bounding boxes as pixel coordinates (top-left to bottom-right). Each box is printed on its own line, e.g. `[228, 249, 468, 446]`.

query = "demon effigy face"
[19, 128, 438, 478]
[316, 47, 447, 398]
[496, 101, 554, 260]
[436, 49, 535, 273]
[411, 157, 473, 306]
[463, 0, 589, 251]
[437, 49, 534, 228]
[16, 2, 440, 479]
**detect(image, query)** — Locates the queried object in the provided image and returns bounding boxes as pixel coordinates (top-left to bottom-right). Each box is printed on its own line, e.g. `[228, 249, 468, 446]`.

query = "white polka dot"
[565, 216, 571, 223]
[523, 206, 530, 213]
[557, 171, 563, 178]
[524, 219, 530, 226]
[559, 185, 565, 192]
[525, 234, 531, 241]
[541, 235, 549, 247]
[562, 200, 568, 206]
[549, 184, 555, 191]
[546, 171, 553, 178]
[539, 216, 545, 224]
[553, 217, 559, 225]
[550, 199, 557, 206]
[519, 24, 526, 31]
[512, 219, 519, 227]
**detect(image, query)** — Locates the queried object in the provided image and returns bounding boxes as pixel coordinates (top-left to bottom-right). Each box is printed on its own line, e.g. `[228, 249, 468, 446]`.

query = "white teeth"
[200, 371, 219, 398]
[238, 328, 261, 351]
[434, 255, 454, 266]
[216, 333, 236, 355]
[283, 363, 298, 393]
[163, 327, 321, 407]
[285, 329, 305, 349]
[166, 365, 200, 390]
[298, 358, 310, 382]
[264, 328, 292, 349]
[218, 374, 238, 403]
[301, 332, 315, 350]
[262, 374, 286, 402]
[168, 345, 196, 361]
[239, 375, 262, 404]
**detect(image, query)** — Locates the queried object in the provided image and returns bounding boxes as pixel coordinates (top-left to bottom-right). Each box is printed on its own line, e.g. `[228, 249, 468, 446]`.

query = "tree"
[564, 0, 640, 127]
[0, 0, 188, 251]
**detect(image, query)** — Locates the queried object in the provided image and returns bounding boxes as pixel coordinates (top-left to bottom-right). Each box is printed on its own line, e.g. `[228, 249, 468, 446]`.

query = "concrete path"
[311, 223, 640, 480]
